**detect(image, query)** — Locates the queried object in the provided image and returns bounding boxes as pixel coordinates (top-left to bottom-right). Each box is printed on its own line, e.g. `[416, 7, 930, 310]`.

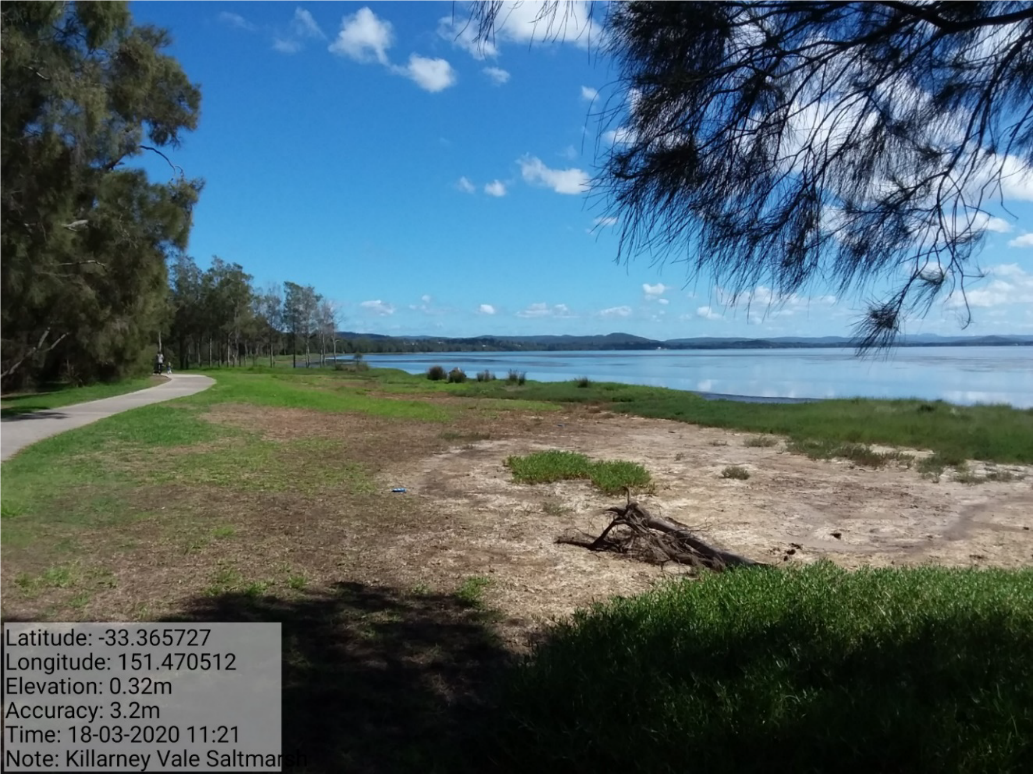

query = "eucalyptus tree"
[254, 284, 284, 367]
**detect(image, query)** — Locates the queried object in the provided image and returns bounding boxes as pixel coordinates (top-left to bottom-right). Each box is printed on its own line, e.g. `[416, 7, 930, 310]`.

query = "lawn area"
[476, 562, 1033, 773]
[2, 367, 1030, 773]
[0, 376, 163, 418]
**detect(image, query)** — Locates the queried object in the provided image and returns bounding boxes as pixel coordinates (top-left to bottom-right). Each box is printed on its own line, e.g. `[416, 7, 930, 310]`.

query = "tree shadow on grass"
[161, 582, 513, 774]
[1, 407, 70, 420]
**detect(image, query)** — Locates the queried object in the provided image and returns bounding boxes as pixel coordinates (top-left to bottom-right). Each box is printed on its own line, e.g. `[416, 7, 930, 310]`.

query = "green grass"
[188, 370, 451, 421]
[478, 562, 1033, 773]
[456, 576, 492, 607]
[0, 377, 158, 417]
[505, 450, 652, 495]
[0, 371, 432, 558]
[744, 435, 778, 447]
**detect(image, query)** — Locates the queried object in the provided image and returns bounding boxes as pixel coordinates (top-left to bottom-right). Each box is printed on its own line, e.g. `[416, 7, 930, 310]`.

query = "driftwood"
[558, 497, 766, 572]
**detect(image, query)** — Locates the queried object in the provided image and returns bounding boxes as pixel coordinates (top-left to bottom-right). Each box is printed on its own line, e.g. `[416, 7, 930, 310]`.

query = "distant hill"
[332, 330, 1033, 354]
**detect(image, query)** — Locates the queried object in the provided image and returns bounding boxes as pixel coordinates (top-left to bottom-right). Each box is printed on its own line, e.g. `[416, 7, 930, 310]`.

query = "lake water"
[354, 347, 1033, 408]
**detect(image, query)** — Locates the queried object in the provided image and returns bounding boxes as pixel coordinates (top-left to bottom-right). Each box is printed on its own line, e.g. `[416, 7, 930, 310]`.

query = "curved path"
[0, 374, 214, 462]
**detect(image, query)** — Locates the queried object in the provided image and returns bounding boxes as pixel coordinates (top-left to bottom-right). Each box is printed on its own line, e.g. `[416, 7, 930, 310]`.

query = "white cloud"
[517, 302, 575, 319]
[329, 7, 394, 64]
[593, 216, 617, 227]
[561, 145, 579, 160]
[456, 176, 476, 194]
[696, 306, 722, 321]
[1008, 232, 1033, 248]
[360, 299, 395, 316]
[478, 304, 497, 315]
[658, 298, 669, 305]
[983, 215, 1013, 233]
[487, 1, 603, 50]
[581, 85, 598, 102]
[483, 66, 510, 85]
[604, 126, 636, 145]
[291, 8, 324, 39]
[643, 283, 668, 296]
[275, 9, 324, 52]
[599, 305, 632, 318]
[946, 264, 1033, 308]
[409, 295, 448, 316]
[484, 180, 507, 197]
[273, 38, 302, 54]
[219, 12, 256, 32]
[438, 16, 499, 60]
[518, 155, 589, 195]
[392, 54, 456, 92]
[714, 285, 838, 320]
[991, 154, 1033, 202]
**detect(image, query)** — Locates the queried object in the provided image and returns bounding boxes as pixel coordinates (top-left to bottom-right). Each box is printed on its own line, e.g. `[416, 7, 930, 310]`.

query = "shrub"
[426, 365, 446, 381]
[721, 465, 751, 480]
[518, 371, 527, 385]
[476, 370, 496, 382]
[507, 369, 520, 383]
[447, 368, 468, 383]
[575, 376, 591, 388]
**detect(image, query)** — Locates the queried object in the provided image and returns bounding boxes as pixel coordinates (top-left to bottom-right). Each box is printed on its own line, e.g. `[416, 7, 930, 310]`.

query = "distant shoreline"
[331, 333, 1033, 354]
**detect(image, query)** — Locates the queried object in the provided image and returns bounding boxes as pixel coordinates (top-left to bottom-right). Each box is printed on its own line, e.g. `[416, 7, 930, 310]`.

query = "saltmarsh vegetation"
[353, 367, 1032, 467]
[505, 450, 652, 496]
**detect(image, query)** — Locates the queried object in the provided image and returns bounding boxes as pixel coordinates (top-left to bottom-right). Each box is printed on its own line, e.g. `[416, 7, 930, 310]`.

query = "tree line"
[165, 255, 341, 369]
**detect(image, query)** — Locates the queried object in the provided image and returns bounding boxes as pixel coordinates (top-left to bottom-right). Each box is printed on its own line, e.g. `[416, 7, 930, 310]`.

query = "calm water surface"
[357, 347, 1033, 408]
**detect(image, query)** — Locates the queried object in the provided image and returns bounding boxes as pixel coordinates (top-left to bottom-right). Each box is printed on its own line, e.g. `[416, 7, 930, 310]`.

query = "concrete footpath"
[0, 374, 215, 462]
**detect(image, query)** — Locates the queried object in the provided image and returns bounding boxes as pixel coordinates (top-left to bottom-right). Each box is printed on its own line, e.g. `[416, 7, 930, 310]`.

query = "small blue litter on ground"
[391, 488, 407, 493]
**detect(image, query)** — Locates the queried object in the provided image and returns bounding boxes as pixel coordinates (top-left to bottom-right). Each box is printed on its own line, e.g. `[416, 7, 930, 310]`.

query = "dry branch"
[558, 498, 765, 572]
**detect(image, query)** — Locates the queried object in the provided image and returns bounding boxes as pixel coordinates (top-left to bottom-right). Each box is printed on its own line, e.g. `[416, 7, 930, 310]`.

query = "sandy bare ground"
[371, 409, 1033, 643]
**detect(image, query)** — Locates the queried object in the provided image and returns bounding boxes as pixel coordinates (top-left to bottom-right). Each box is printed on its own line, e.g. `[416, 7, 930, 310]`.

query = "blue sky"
[129, 2, 1033, 339]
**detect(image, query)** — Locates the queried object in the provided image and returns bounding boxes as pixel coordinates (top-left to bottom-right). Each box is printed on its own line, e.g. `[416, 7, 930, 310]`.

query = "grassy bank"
[476, 562, 1033, 773]
[348, 368, 1033, 465]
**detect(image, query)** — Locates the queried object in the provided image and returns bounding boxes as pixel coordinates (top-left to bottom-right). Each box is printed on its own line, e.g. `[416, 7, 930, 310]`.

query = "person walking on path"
[155, 351, 164, 375]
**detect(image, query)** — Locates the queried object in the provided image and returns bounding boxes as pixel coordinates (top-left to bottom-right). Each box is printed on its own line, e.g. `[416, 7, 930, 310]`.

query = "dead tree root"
[557, 498, 767, 572]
